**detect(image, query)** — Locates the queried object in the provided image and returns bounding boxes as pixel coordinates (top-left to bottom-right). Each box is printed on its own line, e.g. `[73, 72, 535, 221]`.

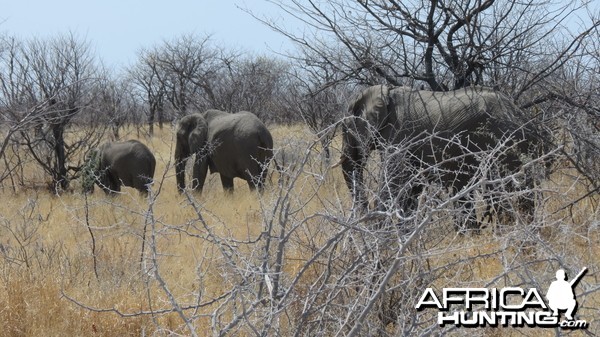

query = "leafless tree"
[0, 36, 42, 189]
[260, 0, 598, 90]
[282, 63, 353, 159]
[93, 73, 139, 139]
[129, 47, 167, 135]
[0, 33, 106, 192]
[214, 55, 289, 120]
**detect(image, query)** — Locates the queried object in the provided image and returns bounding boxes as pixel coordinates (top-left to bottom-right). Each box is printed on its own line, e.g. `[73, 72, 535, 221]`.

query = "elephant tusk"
[330, 156, 346, 169]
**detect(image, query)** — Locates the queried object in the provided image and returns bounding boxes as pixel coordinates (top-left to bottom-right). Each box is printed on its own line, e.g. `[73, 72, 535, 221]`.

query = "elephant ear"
[81, 149, 99, 193]
[349, 85, 390, 129]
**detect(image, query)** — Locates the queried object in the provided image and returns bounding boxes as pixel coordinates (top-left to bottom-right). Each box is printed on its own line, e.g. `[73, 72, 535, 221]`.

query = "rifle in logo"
[546, 267, 587, 321]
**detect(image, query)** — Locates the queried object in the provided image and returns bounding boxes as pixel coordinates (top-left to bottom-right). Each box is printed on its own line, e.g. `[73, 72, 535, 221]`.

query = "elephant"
[333, 85, 551, 229]
[175, 109, 274, 194]
[83, 140, 156, 196]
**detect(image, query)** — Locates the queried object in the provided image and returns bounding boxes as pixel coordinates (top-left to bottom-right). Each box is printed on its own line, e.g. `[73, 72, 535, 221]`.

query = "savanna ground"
[0, 124, 598, 336]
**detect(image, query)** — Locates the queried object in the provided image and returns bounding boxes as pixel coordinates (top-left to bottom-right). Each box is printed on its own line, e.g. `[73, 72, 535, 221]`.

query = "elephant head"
[175, 113, 209, 193]
[82, 149, 100, 194]
[332, 85, 392, 211]
[83, 140, 156, 196]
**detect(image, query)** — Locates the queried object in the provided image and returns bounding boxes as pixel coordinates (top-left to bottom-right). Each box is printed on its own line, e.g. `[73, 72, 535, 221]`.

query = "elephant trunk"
[341, 155, 369, 213]
[175, 141, 188, 193]
[337, 118, 371, 213]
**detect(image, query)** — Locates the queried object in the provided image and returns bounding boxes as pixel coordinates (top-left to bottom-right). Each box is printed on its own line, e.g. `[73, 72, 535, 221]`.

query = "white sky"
[1, 0, 293, 70]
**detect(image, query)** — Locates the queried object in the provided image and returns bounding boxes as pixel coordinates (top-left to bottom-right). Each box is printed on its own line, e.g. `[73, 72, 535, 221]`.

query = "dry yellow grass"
[0, 124, 597, 336]
[0, 124, 345, 336]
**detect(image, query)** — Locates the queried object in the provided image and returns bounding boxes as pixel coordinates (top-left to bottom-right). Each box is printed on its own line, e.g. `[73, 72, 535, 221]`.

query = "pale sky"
[1, 0, 294, 70]
[2, 1, 596, 72]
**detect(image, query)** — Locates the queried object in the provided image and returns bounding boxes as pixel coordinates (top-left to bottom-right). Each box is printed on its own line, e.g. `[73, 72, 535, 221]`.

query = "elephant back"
[206, 110, 273, 179]
[104, 140, 155, 168]
[384, 86, 524, 136]
[207, 111, 268, 140]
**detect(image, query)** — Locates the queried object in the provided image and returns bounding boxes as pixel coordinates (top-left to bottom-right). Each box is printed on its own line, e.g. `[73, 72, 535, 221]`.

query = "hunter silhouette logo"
[546, 267, 587, 321]
[415, 267, 589, 329]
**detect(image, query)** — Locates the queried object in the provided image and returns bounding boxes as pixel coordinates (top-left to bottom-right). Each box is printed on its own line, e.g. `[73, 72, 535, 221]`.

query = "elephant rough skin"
[334, 85, 550, 229]
[84, 140, 156, 196]
[175, 110, 274, 194]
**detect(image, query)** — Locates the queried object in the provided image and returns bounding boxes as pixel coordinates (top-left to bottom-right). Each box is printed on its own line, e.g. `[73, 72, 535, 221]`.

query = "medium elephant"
[333, 85, 550, 228]
[175, 109, 274, 194]
[83, 140, 156, 196]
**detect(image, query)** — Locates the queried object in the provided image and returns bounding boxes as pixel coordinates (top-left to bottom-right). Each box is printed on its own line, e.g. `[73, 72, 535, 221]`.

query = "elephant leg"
[220, 175, 234, 194]
[379, 154, 421, 216]
[246, 179, 257, 191]
[488, 173, 533, 228]
[516, 172, 537, 225]
[244, 166, 266, 193]
[403, 184, 424, 214]
[135, 177, 152, 197]
[244, 170, 257, 191]
[455, 194, 480, 233]
[191, 158, 208, 193]
[175, 159, 187, 193]
[135, 183, 149, 197]
[100, 184, 112, 195]
[516, 191, 536, 225]
[101, 173, 120, 195]
[453, 174, 480, 233]
[99, 171, 116, 195]
[110, 175, 121, 194]
[376, 151, 402, 212]
[481, 182, 511, 228]
[481, 198, 495, 224]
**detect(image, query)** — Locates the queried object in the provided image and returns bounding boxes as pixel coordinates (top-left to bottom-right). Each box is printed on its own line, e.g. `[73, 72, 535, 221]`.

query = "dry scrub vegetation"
[0, 124, 598, 336]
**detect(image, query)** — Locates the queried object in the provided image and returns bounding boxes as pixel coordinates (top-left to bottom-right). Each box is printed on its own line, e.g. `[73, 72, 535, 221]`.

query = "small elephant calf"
[83, 140, 156, 196]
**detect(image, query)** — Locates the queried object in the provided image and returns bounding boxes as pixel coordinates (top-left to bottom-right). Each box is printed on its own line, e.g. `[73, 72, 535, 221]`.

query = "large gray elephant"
[175, 109, 274, 193]
[83, 140, 156, 196]
[333, 85, 550, 228]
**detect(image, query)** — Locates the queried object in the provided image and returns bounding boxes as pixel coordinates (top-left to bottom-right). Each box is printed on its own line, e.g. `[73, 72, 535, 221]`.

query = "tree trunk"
[148, 106, 155, 136]
[51, 124, 69, 192]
